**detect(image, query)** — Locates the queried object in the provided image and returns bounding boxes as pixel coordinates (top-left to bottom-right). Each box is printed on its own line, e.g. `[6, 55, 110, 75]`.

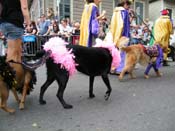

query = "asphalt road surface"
[1, 62, 175, 131]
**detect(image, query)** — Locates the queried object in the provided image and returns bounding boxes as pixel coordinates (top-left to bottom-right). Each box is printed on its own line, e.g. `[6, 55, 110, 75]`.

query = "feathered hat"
[161, 9, 169, 15]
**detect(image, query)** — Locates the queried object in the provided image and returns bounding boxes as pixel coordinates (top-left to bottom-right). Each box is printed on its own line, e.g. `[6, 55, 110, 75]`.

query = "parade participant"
[79, 0, 106, 47]
[0, 0, 31, 63]
[150, 9, 173, 66]
[110, 0, 133, 75]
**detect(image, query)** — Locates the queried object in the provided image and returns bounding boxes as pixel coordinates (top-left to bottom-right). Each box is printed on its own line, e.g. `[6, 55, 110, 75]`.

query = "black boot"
[163, 60, 169, 66]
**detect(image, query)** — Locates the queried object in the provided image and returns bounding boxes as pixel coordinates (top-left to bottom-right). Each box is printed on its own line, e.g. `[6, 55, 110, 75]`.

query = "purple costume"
[79, 3, 99, 47]
[144, 45, 163, 75]
[88, 5, 99, 47]
[116, 9, 130, 73]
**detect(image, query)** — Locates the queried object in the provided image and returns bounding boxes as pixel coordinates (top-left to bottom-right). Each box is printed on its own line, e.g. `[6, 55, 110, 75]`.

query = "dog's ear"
[118, 37, 129, 49]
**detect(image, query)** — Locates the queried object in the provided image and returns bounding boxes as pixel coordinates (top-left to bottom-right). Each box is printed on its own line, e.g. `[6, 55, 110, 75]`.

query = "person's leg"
[163, 46, 170, 66]
[6, 39, 22, 63]
[144, 63, 152, 79]
[0, 22, 23, 63]
[153, 64, 162, 77]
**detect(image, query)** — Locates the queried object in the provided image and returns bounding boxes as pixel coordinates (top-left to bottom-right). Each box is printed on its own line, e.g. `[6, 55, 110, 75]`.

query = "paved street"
[1, 61, 175, 131]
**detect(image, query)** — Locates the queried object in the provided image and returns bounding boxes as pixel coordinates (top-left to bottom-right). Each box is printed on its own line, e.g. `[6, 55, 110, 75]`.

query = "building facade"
[30, 0, 149, 24]
[149, 0, 175, 24]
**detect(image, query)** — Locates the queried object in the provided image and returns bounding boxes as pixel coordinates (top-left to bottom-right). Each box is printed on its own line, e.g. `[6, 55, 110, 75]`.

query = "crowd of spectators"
[130, 19, 152, 45]
[0, 11, 157, 56]
[24, 14, 152, 46]
[21, 8, 109, 44]
[1, 7, 174, 57]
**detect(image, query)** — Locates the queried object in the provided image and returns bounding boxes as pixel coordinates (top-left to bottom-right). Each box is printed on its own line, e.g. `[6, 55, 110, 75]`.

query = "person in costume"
[110, 0, 133, 74]
[144, 44, 163, 79]
[79, 0, 106, 47]
[149, 9, 173, 66]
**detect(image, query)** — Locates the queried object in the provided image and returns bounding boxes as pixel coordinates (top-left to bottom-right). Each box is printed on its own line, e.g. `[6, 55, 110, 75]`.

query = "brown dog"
[118, 37, 162, 81]
[0, 56, 36, 113]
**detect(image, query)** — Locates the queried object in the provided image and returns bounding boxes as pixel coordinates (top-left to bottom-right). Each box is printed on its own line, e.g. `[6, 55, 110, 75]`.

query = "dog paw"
[144, 75, 149, 79]
[104, 91, 111, 100]
[89, 94, 95, 98]
[63, 104, 73, 109]
[118, 77, 124, 82]
[104, 94, 110, 101]
[118, 75, 124, 81]
[19, 102, 24, 110]
[131, 76, 136, 79]
[1, 106, 15, 113]
[156, 72, 162, 77]
[39, 100, 46, 105]
[9, 109, 16, 114]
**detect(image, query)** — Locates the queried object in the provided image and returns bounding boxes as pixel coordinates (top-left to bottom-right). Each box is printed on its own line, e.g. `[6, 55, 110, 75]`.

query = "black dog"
[39, 44, 113, 109]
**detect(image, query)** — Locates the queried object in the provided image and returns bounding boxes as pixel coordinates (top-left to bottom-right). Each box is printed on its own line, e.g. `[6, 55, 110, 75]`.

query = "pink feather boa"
[94, 37, 121, 69]
[43, 35, 121, 76]
[43, 37, 76, 76]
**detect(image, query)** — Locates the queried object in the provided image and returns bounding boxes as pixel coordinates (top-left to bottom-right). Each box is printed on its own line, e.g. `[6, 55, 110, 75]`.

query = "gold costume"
[110, 7, 124, 47]
[154, 15, 173, 59]
[79, 3, 97, 47]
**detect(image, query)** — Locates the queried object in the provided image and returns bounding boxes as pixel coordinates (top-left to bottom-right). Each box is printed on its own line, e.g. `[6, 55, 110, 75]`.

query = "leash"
[8, 50, 51, 71]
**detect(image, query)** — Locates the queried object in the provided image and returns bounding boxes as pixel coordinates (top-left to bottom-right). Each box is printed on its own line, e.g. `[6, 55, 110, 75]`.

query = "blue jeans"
[0, 22, 24, 40]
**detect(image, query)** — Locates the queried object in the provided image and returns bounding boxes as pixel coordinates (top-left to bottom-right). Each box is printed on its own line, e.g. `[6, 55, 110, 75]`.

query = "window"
[114, 0, 119, 7]
[135, 1, 145, 25]
[59, 0, 70, 20]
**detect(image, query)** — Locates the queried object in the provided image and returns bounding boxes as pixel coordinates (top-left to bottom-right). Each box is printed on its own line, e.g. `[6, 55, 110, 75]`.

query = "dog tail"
[120, 46, 131, 52]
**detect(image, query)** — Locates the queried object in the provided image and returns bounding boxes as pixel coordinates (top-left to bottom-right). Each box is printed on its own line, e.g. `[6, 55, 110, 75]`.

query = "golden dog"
[0, 56, 36, 113]
[118, 37, 162, 81]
